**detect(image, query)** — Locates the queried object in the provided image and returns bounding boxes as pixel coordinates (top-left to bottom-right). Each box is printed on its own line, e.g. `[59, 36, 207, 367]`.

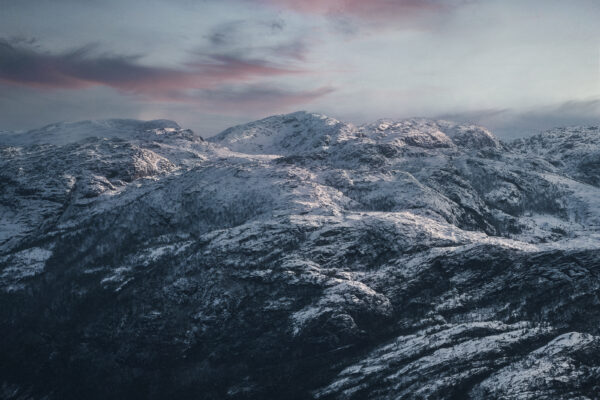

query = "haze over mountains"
[1, 112, 600, 399]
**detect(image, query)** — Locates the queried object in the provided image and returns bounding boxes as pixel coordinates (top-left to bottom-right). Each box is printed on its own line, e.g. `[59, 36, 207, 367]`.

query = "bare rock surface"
[1, 112, 600, 399]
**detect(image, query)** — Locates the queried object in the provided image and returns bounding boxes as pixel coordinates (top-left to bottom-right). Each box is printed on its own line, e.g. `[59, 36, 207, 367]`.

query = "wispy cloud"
[181, 84, 335, 112]
[203, 18, 311, 62]
[438, 98, 600, 139]
[254, 0, 465, 26]
[0, 38, 334, 115]
[259, 0, 445, 14]
[0, 40, 308, 93]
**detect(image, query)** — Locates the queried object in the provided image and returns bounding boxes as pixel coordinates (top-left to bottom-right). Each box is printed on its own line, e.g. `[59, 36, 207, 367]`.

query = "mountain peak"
[358, 118, 502, 150]
[436, 120, 502, 149]
[209, 111, 356, 155]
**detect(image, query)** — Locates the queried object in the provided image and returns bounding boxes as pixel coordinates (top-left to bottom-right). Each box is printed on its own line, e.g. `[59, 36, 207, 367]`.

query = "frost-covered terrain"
[1, 112, 600, 399]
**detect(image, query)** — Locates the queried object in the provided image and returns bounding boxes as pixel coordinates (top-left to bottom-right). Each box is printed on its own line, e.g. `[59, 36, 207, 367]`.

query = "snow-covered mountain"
[0, 119, 199, 146]
[1, 112, 600, 399]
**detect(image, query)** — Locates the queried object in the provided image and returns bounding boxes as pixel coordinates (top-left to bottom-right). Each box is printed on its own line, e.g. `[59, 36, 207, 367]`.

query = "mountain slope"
[512, 125, 600, 186]
[1, 113, 600, 399]
[0, 119, 198, 146]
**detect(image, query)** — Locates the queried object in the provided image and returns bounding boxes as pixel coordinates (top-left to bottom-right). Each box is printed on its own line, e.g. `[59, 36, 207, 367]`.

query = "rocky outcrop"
[1, 113, 599, 399]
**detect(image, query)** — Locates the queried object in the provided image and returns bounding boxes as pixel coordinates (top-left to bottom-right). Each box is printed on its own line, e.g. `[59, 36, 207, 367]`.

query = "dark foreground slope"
[1, 114, 600, 399]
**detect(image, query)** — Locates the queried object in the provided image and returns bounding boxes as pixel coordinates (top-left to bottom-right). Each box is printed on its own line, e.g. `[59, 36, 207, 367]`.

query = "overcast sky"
[1, 0, 599, 138]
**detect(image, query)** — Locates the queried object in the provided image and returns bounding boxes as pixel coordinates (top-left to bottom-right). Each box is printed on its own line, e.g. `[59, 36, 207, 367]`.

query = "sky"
[1, 0, 599, 138]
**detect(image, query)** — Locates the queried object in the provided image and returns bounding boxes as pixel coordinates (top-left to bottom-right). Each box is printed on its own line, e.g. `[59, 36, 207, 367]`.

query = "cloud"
[206, 18, 286, 47]
[437, 98, 600, 139]
[186, 84, 335, 112]
[0, 40, 309, 96]
[260, 0, 444, 14]
[254, 0, 466, 26]
[203, 19, 310, 62]
[0, 38, 334, 124]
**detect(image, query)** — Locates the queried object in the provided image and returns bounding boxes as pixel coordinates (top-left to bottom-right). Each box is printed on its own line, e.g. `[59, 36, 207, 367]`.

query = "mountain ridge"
[1, 112, 600, 399]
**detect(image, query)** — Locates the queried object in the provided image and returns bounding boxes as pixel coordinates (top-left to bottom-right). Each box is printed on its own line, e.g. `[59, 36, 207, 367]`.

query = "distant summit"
[0, 118, 200, 146]
[209, 111, 355, 155]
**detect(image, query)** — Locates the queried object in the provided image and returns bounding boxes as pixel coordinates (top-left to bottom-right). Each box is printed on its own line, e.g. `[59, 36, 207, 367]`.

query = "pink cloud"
[0, 41, 309, 96]
[0, 40, 334, 114]
[256, 0, 450, 24]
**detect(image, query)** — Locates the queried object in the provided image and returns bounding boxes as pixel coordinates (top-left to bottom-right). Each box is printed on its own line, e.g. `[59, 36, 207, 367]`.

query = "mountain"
[0, 119, 198, 146]
[1, 112, 600, 399]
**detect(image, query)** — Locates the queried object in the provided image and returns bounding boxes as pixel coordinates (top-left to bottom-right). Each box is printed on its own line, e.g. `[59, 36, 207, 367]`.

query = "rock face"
[1, 112, 600, 399]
